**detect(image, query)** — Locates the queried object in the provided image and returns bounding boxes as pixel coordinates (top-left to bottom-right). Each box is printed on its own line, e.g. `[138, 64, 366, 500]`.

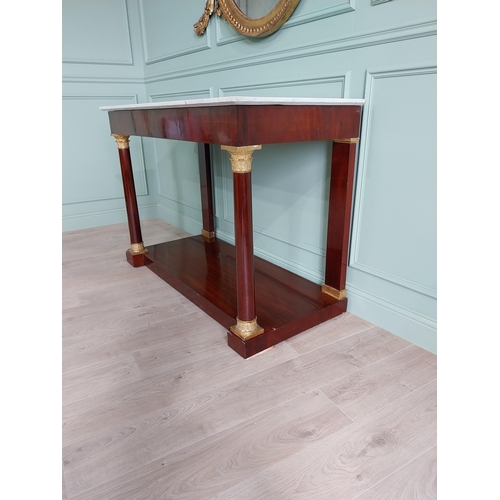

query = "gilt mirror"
[194, 0, 301, 38]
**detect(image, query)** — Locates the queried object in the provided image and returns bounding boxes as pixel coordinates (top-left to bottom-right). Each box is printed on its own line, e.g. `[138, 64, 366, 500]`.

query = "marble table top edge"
[100, 96, 365, 111]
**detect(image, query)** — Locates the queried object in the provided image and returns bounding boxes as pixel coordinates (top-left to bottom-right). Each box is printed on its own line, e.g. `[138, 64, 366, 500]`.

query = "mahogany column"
[322, 138, 359, 299]
[197, 143, 215, 241]
[112, 134, 148, 267]
[222, 145, 264, 341]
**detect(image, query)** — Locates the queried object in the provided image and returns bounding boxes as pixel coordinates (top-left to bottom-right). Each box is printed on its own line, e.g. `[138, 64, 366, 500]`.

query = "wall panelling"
[62, 0, 437, 352]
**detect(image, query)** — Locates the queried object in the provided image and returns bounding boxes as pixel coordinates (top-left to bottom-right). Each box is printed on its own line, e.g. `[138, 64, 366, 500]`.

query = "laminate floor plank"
[63, 325, 406, 439]
[320, 344, 437, 421]
[62, 310, 223, 375]
[62, 259, 160, 290]
[63, 282, 183, 325]
[62, 264, 157, 297]
[211, 381, 437, 500]
[62, 273, 174, 311]
[63, 354, 144, 406]
[62, 274, 168, 311]
[62, 219, 187, 262]
[62, 260, 134, 284]
[62, 461, 68, 500]
[69, 392, 352, 500]
[353, 445, 437, 500]
[62, 340, 297, 447]
[130, 325, 235, 379]
[62, 220, 437, 500]
[62, 292, 192, 346]
[286, 312, 374, 355]
[62, 328, 408, 494]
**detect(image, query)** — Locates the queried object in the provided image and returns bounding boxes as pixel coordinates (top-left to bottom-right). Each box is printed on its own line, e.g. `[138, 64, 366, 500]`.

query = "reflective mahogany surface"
[104, 98, 363, 358]
[108, 104, 362, 146]
[143, 236, 346, 358]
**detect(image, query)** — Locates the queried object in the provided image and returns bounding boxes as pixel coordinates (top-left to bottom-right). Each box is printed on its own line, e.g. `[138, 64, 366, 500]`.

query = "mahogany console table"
[101, 97, 364, 358]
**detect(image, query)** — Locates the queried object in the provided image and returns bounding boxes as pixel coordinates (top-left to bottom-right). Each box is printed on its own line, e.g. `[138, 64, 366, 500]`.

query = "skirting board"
[119, 212, 437, 355]
[62, 205, 157, 232]
[347, 285, 437, 354]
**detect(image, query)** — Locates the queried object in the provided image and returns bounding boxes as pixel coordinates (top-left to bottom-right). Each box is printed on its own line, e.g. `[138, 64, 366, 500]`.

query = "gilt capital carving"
[221, 145, 262, 173]
[112, 134, 130, 150]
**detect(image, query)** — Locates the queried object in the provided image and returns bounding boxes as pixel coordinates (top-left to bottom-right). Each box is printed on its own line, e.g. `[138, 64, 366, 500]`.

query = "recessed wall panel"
[216, 0, 355, 45]
[62, 0, 437, 351]
[151, 90, 212, 217]
[351, 68, 437, 296]
[216, 77, 345, 282]
[140, 0, 210, 63]
[62, 0, 133, 65]
[62, 95, 147, 205]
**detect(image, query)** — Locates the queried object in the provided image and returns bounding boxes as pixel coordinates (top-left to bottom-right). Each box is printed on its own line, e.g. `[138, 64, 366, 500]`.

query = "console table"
[101, 97, 364, 358]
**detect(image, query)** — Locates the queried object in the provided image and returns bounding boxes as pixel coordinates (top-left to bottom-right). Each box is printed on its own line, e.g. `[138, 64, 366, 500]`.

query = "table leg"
[323, 138, 359, 299]
[198, 143, 215, 241]
[222, 145, 264, 341]
[112, 134, 148, 267]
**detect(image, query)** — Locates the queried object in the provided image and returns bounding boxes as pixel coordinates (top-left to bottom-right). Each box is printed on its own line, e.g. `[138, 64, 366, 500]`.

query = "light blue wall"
[62, 0, 437, 353]
[62, 0, 157, 229]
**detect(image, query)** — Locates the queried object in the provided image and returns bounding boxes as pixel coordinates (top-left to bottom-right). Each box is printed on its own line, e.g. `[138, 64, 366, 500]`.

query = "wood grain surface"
[354, 446, 437, 500]
[212, 381, 437, 500]
[62, 220, 437, 499]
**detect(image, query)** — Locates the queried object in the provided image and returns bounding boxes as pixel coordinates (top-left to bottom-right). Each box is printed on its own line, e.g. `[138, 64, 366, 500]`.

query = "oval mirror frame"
[194, 0, 301, 38]
[217, 0, 301, 37]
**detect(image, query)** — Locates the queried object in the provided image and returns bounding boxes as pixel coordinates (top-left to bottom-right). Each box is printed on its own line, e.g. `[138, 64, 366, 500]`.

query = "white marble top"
[100, 96, 365, 112]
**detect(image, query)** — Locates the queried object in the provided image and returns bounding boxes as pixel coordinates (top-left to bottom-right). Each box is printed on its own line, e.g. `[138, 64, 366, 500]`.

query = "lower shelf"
[139, 235, 346, 358]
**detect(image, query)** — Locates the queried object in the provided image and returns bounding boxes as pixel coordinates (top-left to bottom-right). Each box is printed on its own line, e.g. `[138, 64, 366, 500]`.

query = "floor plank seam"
[62, 221, 437, 499]
[62, 351, 313, 450]
[284, 340, 301, 356]
[292, 323, 390, 359]
[349, 444, 437, 500]
[311, 321, 375, 351]
[64, 389, 350, 499]
[318, 387, 355, 422]
[348, 338, 412, 371]
[203, 396, 357, 500]
[345, 377, 437, 426]
[61, 322, 222, 379]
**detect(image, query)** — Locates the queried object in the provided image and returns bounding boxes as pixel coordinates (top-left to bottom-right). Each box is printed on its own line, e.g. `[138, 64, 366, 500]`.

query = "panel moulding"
[346, 282, 437, 354]
[215, 228, 324, 285]
[62, 203, 157, 232]
[139, 1, 211, 65]
[62, 76, 145, 85]
[156, 203, 202, 237]
[215, 0, 355, 46]
[63, 59, 134, 67]
[218, 75, 347, 98]
[63, 94, 149, 201]
[63, 0, 134, 66]
[349, 66, 437, 298]
[144, 20, 436, 84]
[149, 89, 212, 210]
[63, 203, 157, 221]
[217, 76, 346, 261]
[346, 282, 436, 329]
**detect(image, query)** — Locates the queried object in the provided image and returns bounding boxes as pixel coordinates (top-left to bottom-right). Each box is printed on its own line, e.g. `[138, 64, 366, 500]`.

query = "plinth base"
[126, 249, 149, 267]
[142, 235, 347, 358]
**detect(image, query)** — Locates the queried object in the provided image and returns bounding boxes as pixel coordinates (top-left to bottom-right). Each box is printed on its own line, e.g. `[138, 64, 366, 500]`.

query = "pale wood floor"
[62, 219, 437, 500]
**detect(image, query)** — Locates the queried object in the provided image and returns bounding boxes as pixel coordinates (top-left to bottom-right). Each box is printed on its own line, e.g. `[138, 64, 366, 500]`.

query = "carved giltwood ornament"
[230, 317, 265, 340]
[333, 138, 360, 144]
[321, 284, 347, 300]
[129, 242, 148, 255]
[112, 134, 130, 149]
[193, 0, 215, 36]
[221, 145, 262, 174]
[194, 0, 301, 38]
[202, 229, 215, 240]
